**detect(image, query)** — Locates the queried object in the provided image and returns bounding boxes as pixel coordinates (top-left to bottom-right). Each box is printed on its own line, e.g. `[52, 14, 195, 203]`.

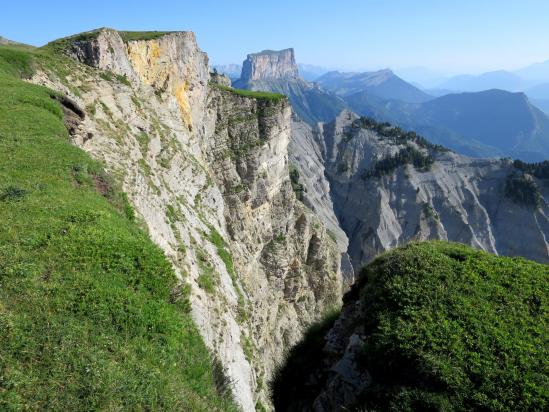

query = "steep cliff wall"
[240, 48, 299, 81]
[316, 110, 549, 268]
[33, 29, 343, 411]
[234, 48, 347, 125]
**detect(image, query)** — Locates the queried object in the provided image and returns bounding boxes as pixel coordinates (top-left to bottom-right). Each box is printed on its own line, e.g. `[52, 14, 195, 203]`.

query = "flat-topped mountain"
[240, 48, 299, 81]
[234, 48, 347, 125]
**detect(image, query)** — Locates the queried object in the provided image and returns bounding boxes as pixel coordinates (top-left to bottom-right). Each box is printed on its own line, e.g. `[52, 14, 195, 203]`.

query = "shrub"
[356, 116, 448, 152]
[513, 159, 549, 179]
[505, 173, 541, 208]
[363, 146, 434, 178]
[0, 186, 27, 202]
[289, 165, 305, 201]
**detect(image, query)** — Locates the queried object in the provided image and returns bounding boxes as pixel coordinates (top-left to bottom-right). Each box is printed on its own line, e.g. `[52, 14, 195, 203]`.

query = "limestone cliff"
[240, 48, 299, 81]
[32, 28, 343, 411]
[316, 110, 549, 268]
[234, 49, 347, 125]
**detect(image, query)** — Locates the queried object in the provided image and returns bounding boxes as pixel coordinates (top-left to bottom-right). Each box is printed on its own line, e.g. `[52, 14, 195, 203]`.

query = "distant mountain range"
[346, 89, 549, 161]
[228, 48, 549, 161]
[213, 62, 332, 82]
[415, 61, 549, 111]
[437, 70, 524, 92]
[315, 69, 432, 103]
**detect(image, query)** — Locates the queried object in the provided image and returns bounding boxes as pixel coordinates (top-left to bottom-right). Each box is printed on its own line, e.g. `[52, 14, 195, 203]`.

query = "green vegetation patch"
[354, 242, 548, 411]
[43, 29, 103, 54]
[119, 31, 175, 42]
[289, 165, 305, 201]
[362, 145, 434, 179]
[505, 173, 541, 208]
[273, 241, 548, 411]
[0, 44, 236, 411]
[513, 159, 549, 180]
[356, 116, 448, 152]
[211, 83, 286, 102]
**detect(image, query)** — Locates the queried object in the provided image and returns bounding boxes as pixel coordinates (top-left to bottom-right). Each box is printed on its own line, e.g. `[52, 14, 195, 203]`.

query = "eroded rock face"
[240, 48, 299, 81]
[34, 29, 343, 411]
[317, 110, 549, 268]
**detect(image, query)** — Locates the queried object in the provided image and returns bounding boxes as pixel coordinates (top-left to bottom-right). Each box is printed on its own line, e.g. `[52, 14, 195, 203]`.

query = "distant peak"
[0, 35, 23, 46]
[240, 48, 299, 81]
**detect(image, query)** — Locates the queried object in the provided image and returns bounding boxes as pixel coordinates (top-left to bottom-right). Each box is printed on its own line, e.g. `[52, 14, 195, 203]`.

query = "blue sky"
[2, 0, 549, 74]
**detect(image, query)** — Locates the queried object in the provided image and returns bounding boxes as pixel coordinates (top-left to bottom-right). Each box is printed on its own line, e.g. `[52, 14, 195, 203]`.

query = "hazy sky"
[3, 0, 549, 75]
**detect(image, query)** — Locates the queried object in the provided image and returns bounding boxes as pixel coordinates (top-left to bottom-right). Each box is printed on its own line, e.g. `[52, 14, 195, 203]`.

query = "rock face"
[316, 110, 549, 268]
[33, 28, 343, 411]
[289, 117, 354, 283]
[240, 48, 299, 81]
[234, 49, 347, 125]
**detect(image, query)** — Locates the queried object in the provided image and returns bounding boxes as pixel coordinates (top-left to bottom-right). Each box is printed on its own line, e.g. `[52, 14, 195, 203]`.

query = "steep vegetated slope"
[314, 111, 549, 268]
[0, 44, 236, 410]
[16, 28, 343, 411]
[273, 241, 548, 411]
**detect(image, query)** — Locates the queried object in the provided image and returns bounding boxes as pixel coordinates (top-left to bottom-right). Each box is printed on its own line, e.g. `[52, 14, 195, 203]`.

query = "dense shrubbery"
[356, 116, 447, 152]
[513, 159, 549, 179]
[362, 146, 434, 178]
[505, 173, 541, 208]
[273, 241, 549, 411]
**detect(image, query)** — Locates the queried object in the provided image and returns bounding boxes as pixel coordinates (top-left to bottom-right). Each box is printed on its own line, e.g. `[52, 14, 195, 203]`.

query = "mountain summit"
[234, 48, 347, 125]
[240, 48, 299, 81]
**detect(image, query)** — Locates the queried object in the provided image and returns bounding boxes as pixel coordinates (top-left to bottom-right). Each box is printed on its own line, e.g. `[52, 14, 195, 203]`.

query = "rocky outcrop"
[317, 110, 549, 268]
[240, 48, 299, 82]
[33, 29, 343, 411]
[234, 49, 347, 125]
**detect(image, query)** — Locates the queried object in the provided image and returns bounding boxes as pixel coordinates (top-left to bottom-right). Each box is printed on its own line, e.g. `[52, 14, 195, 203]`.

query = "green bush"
[513, 159, 549, 179]
[119, 31, 174, 42]
[363, 145, 434, 178]
[505, 173, 541, 208]
[289, 165, 305, 201]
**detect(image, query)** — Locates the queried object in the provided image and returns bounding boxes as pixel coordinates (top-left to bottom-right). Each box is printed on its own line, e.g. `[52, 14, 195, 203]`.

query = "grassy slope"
[273, 241, 548, 411]
[0, 45, 236, 411]
[211, 83, 286, 102]
[356, 242, 548, 411]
